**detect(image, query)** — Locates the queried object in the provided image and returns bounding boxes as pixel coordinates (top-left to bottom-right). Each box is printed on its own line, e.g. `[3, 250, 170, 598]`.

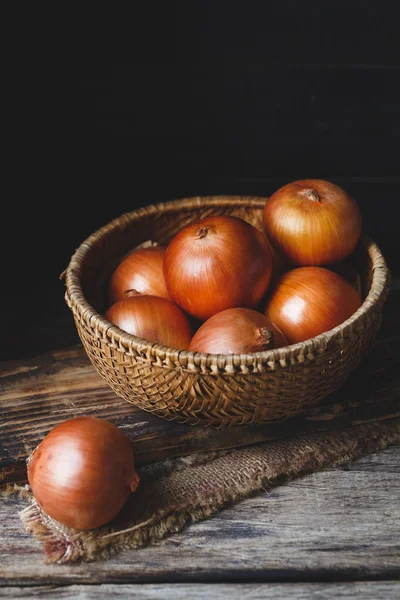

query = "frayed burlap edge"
[6, 419, 399, 565]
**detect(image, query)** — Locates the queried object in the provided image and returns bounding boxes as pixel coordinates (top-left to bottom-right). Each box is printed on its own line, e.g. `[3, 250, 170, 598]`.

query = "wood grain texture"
[0, 446, 399, 585]
[1, 290, 399, 486]
[0, 582, 399, 598]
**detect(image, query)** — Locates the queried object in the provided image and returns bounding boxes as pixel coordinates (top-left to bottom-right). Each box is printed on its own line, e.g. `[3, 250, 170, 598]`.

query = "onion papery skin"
[188, 308, 288, 354]
[164, 215, 273, 320]
[263, 179, 362, 266]
[108, 246, 170, 305]
[105, 295, 193, 349]
[27, 417, 140, 530]
[264, 266, 362, 344]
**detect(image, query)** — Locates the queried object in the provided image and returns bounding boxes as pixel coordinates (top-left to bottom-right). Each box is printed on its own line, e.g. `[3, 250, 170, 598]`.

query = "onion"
[264, 266, 362, 344]
[188, 308, 288, 354]
[163, 215, 273, 320]
[105, 295, 193, 349]
[263, 179, 362, 266]
[27, 417, 140, 530]
[108, 246, 170, 305]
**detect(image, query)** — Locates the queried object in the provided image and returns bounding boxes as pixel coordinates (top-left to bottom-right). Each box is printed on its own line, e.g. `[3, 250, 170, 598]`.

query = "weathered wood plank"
[0, 446, 399, 585]
[1, 290, 399, 487]
[0, 582, 399, 599]
[336, 450, 400, 473]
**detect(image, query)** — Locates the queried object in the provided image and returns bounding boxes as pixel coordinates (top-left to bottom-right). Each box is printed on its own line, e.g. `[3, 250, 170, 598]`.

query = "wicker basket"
[64, 196, 390, 427]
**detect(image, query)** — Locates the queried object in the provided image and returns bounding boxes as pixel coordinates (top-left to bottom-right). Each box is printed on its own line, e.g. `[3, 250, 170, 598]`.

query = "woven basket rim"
[65, 195, 391, 369]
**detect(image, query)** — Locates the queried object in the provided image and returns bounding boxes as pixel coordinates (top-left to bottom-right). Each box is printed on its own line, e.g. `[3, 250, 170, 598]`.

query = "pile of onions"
[27, 417, 140, 530]
[104, 293, 193, 349]
[103, 179, 364, 353]
[188, 308, 288, 354]
[263, 179, 362, 266]
[108, 245, 170, 304]
[163, 215, 273, 320]
[265, 266, 362, 344]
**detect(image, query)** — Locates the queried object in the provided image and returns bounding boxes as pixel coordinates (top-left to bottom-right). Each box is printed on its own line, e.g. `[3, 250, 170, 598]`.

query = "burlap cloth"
[5, 418, 399, 564]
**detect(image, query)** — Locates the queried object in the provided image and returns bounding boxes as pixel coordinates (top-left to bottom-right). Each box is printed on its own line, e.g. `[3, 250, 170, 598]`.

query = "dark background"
[3, 2, 399, 360]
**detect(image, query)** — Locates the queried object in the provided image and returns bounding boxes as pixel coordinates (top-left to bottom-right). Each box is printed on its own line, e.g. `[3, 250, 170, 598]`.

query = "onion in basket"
[105, 294, 193, 349]
[188, 308, 288, 354]
[163, 215, 273, 320]
[263, 179, 362, 266]
[264, 266, 362, 344]
[108, 245, 170, 305]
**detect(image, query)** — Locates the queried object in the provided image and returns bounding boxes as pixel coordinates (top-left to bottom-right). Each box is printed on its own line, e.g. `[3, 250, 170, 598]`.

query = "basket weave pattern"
[65, 197, 390, 426]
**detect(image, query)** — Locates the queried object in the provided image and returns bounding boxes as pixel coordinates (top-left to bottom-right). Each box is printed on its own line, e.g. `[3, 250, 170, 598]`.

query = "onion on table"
[27, 417, 140, 530]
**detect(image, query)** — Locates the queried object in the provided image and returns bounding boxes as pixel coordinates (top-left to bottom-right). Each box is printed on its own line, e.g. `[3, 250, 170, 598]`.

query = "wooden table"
[1, 285, 399, 599]
[1, 446, 399, 597]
